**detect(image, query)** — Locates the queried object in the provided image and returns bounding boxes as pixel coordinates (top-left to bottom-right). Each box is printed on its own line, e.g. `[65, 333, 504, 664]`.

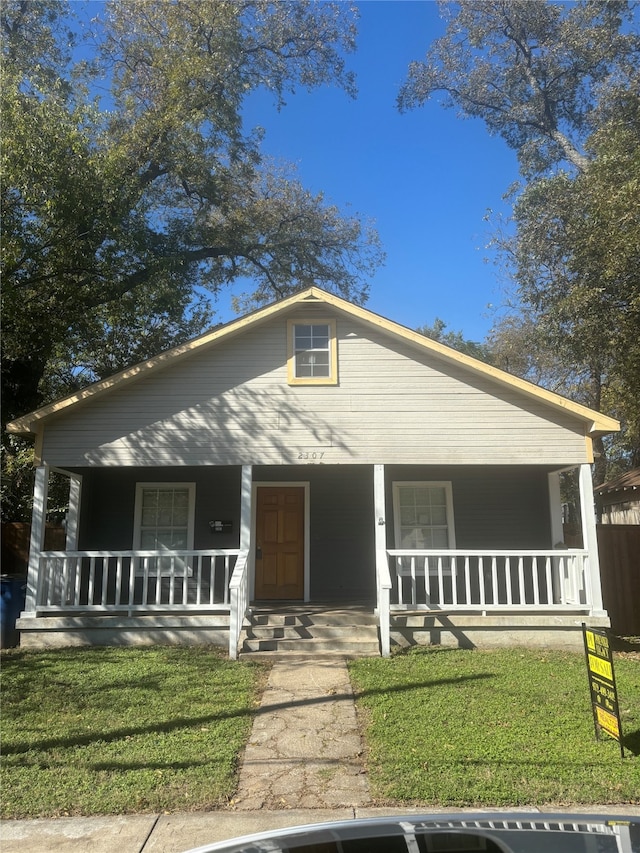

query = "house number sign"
[297, 450, 325, 461]
[582, 624, 625, 758]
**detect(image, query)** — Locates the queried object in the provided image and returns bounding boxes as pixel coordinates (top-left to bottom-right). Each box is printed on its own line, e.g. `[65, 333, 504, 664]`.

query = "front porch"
[17, 462, 608, 655]
[17, 542, 606, 654]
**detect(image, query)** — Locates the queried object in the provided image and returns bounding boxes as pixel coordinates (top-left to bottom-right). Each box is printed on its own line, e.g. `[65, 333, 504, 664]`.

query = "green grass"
[349, 647, 640, 807]
[0, 646, 268, 819]
[3, 644, 639, 818]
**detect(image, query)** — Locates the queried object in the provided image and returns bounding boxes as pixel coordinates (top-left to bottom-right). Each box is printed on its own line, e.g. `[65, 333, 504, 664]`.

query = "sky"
[220, 0, 522, 342]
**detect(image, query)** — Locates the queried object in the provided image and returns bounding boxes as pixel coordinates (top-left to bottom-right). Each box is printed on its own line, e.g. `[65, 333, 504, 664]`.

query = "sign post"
[582, 624, 625, 758]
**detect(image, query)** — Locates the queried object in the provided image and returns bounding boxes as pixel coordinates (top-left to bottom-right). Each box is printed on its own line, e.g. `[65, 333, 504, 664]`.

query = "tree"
[399, 0, 639, 479]
[398, 0, 639, 179]
[499, 92, 640, 477]
[417, 317, 494, 363]
[1, 0, 384, 521]
[1, 0, 383, 423]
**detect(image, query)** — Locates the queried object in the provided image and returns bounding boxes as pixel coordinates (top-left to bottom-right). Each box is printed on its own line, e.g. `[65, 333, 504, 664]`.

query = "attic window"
[287, 319, 337, 385]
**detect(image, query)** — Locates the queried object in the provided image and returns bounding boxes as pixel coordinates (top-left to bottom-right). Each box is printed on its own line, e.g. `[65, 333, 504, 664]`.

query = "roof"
[596, 468, 640, 496]
[6, 286, 620, 438]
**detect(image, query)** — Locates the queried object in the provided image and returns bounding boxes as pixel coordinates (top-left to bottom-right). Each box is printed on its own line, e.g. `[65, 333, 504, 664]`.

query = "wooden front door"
[255, 486, 305, 600]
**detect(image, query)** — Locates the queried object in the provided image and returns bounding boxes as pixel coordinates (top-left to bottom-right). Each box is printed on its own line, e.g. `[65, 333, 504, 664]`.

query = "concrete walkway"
[233, 657, 369, 809]
[2, 657, 639, 853]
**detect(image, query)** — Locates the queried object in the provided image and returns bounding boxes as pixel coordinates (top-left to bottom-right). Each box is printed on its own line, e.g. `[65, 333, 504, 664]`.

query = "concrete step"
[241, 636, 380, 655]
[239, 606, 380, 657]
[247, 609, 378, 628]
[244, 624, 378, 641]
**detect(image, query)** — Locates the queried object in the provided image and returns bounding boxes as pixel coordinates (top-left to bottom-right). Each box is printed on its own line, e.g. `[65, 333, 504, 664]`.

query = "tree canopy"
[1, 0, 383, 421]
[401, 0, 640, 478]
[398, 0, 639, 178]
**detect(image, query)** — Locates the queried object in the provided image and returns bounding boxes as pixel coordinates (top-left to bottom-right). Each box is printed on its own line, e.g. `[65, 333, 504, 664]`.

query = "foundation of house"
[15, 609, 611, 652]
[390, 611, 611, 651]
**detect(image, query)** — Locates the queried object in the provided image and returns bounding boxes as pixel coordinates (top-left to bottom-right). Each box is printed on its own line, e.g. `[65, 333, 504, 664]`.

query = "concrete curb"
[3, 805, 640, 853]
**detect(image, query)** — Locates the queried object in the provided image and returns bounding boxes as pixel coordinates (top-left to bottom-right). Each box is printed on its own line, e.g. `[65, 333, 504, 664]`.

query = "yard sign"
[582, 624, 625, 758]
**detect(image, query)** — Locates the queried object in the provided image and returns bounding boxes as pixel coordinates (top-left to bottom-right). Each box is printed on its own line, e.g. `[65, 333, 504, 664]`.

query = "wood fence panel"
[597, 524, 640, 636]
[1, 523, 66, 575]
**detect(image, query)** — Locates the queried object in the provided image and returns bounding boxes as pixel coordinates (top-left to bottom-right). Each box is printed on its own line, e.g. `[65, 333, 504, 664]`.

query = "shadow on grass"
[622, 728, 640, 757]
[2, 672, 493, 757]
[611, 635, 640, 653]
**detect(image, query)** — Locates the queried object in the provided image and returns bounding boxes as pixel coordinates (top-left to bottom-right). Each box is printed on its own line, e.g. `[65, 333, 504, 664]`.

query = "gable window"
[392, 482, 456, 551]
[287, 319, 337, 385]
[133, 483, 195, 575]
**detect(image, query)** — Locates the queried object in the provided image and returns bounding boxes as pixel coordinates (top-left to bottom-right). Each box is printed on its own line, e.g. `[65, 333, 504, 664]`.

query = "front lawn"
[3, 644, 639, 818]
[349, 646, 640, 807]
[0, 646, 268, 818]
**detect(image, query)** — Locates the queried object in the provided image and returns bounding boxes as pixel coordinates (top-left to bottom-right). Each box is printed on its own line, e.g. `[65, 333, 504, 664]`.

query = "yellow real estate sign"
[583, 625, 625, 757]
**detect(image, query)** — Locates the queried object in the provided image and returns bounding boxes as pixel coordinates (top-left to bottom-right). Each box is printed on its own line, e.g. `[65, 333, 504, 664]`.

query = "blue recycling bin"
[0, 575, 27, 649]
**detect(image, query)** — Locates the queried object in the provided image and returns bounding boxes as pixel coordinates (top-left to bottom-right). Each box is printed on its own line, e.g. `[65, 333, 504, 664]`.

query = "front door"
[255, 486, 305, 600]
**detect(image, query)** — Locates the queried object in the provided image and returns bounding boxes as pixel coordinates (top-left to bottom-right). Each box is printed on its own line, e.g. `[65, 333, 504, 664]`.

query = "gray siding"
[43, 307, 589, 468]
[74, 464, 550, 603]
[78, 467, 243, 551]
[77, 464, 377, 601]
[385, 466, 551, 550]
[256, 465, 375, 601]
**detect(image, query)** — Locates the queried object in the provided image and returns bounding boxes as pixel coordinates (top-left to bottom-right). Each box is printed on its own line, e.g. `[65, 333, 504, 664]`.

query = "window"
[392, 482, 456, 551]
[287, 319, 337, 385]
[133, 483, 195, 574]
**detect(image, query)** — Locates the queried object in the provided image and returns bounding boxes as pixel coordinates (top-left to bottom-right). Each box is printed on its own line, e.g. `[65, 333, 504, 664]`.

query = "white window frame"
[287, 319, 338, 385]
[133, 482, 196, 576]
[392, 481, 456, 575]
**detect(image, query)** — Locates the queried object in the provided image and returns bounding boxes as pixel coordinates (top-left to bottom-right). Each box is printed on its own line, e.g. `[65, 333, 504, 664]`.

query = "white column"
[240, 464, 252, 603]
[374, 464, 390, 657]
[65, 474, 83, 550]
[240, 465, 252, 551]
[24, 464, 49, 615]
[578, 463, 606, 616]
[547, 471, 564, 546]
[547, 471, 564, 605]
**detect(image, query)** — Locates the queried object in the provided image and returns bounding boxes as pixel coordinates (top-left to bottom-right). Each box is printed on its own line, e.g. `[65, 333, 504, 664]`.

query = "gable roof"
[596, 468, 640, 496]
[6, 286, 620, 438]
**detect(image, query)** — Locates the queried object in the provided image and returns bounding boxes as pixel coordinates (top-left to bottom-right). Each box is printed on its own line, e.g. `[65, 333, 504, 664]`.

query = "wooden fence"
[1, 523, 66, 575]
[598, 525, 640, 637]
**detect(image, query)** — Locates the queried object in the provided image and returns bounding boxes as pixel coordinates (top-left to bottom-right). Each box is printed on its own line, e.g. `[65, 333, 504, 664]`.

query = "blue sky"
[74, 1, 521, 342]
[223, 1, 522, 342]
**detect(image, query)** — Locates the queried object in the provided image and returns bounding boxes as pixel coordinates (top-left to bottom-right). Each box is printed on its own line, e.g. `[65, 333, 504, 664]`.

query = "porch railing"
[228, 550, 249, 660]
[386, 549, 591, 611]
[376, 544, 392, 658]
[34, 550, 244, 614]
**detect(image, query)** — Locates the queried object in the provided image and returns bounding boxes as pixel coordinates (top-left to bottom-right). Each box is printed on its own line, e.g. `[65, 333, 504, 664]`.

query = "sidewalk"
[2, 657, 639, 853]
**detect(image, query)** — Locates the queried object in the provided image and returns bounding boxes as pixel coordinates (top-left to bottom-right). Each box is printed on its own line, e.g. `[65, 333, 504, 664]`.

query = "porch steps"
[239, 606, 380, 657]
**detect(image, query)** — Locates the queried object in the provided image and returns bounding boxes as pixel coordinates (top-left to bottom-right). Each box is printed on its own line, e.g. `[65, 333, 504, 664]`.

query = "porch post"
[65, 474, 83, 550]
[24, 464, 50, 615]
[230, 466, 253, 661]
[547, 471, 564, 546]
[374, 464, 391, 657]
[578, 463, 605, 616]
[547, 471, 564, 605]
[240, 465, 252, 551]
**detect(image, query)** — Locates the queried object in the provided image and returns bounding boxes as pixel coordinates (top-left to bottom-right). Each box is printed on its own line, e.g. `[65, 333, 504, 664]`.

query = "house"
[596, 468, 640, 525]
[6, 287, 620, 656]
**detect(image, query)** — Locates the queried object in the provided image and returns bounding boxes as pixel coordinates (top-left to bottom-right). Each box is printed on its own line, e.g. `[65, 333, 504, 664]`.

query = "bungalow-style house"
[7, 287, 619, 656]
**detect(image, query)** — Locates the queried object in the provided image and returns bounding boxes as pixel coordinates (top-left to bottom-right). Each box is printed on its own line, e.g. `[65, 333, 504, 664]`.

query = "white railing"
[376, 545, 393, 657]
[228, 550, 249, 660]
[35, 550, 243, 614]
[386, 549, 591, 611]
